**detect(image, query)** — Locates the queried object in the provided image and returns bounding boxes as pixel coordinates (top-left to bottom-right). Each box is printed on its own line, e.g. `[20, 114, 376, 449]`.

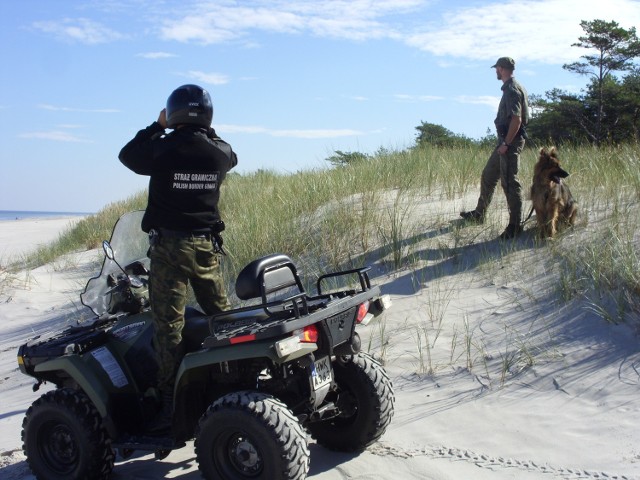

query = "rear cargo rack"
[204, 255, 381, 349]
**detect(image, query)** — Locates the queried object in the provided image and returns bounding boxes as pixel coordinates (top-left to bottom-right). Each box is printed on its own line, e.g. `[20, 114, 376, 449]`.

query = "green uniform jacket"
[494, 77, 530, 136]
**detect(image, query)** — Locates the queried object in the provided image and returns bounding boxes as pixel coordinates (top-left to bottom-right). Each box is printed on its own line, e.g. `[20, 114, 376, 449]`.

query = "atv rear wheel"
[22, 388, 115, 480]
[308, 352, 395, 452]
[195, 391, 309, 480]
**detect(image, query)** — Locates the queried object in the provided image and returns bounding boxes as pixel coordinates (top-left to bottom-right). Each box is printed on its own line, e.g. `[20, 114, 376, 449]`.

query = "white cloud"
[37, 104, 120, 113]
[404, 0, 640, 64]
[158, 0, 427, 44]
[155, 0, 640, 65]
[556, 83, 584, 94]
[456, 95, 499, 110]
[346, 95, 369, 102]
[32, 17, 125, 44]
[181, 71, 230, 85]
[19, 131, 91, 143]
[159, 6, 301, 44]
[30, 0, 640, 67]
[269, 128, 364, 139]
[394, 94, 444, 102]
[216, 125, 270, 135]
[216, 124, 364, 139]
[136, 52, 177, 59]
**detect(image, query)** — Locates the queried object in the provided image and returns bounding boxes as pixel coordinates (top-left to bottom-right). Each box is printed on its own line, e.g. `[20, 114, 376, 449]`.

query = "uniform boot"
[147, 389, 173, 435]
[460, 210, 485, 223]
[499, 223, 523, 240]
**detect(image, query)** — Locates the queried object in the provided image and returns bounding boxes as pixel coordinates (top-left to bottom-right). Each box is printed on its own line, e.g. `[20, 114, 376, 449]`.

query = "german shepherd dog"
[530, 147, 578, 238]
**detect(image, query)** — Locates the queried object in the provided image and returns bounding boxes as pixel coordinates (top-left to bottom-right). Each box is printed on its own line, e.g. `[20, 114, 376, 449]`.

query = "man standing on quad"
[119, 84, 237, 432]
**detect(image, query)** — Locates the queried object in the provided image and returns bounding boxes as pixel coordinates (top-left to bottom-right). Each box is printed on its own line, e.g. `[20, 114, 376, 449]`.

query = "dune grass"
[7, 143, 640, 330]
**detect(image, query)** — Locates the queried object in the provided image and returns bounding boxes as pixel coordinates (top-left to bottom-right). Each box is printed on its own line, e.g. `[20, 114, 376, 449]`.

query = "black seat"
[234, 253, 304, 301]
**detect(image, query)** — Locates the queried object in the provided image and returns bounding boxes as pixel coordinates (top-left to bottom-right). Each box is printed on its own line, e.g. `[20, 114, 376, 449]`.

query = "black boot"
[460, 210, 485, 223]
[499, 223, 523, 240]
[147, 389, 173, 435]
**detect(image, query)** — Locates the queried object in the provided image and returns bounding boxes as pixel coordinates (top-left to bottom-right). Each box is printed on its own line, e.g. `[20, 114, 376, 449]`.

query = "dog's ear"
[549, 146, 558, 157]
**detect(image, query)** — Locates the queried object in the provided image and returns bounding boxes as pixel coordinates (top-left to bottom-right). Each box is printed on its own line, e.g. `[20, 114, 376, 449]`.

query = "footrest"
[114, 434, 184, 452]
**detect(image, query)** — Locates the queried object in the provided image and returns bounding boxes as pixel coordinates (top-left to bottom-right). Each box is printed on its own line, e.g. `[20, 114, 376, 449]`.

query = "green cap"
[491, 57, 515, 69]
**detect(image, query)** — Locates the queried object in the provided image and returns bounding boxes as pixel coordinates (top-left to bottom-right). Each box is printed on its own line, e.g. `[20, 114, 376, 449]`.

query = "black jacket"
[119, 122, 237, 232]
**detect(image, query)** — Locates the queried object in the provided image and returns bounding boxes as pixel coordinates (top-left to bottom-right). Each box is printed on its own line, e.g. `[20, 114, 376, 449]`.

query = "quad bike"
[17, 210, 395, 480]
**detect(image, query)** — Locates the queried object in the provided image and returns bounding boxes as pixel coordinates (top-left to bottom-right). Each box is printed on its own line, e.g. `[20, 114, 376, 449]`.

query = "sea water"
[0, 210, 93, 221]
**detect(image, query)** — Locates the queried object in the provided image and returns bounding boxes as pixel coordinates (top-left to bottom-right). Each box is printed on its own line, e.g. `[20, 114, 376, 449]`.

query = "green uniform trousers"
[149, 235, 230, 393]
[474, 136, 525, 225]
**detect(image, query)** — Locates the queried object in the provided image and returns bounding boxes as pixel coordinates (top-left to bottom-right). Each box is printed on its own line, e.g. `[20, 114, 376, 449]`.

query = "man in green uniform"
[460, 57, 530, 239]
[119, 84, 237, 432]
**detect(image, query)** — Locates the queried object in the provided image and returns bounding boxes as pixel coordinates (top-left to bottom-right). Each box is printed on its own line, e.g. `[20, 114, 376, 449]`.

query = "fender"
[34, 355, 119, 437]
[174, 338, 317, 390]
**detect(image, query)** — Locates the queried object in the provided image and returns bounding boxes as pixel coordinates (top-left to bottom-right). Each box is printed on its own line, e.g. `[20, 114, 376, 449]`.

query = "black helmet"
[166, 84, 213, 128]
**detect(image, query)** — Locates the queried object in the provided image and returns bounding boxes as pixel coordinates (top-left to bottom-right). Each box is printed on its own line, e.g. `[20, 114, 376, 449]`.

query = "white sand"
[0, 217, 86, 260]
[0, 198, 639, 480]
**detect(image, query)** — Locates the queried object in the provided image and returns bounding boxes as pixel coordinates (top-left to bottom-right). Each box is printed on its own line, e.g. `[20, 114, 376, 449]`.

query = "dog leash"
[522, 205, 534, 225]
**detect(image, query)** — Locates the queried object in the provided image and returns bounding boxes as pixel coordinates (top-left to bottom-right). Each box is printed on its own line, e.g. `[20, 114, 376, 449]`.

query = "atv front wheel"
[22, 388, 115, 480]
[195, 391, 309, 480]
[308, 352, 395, 452]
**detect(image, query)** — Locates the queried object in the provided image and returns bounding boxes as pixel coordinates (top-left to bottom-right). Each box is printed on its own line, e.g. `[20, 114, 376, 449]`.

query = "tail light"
[275, 325, 319, 358]
[297, 325, 319, 343]
[356, 301, 370, 323]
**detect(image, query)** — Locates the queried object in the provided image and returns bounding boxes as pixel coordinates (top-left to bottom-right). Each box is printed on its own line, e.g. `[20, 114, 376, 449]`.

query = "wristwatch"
[502, 141, 510, 147]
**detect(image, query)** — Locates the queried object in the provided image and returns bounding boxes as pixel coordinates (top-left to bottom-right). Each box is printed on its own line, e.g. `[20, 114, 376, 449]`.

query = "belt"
[156, 228, 212, 239]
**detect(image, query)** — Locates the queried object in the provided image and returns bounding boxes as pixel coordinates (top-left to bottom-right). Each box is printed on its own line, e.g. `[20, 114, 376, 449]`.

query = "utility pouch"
[210, 220, 226, 255]
[212, 220, 225, 233]
[213, 232, 225, 255]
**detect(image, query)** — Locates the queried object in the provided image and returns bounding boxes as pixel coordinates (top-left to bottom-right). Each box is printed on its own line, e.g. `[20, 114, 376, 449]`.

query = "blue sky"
[1, 0, 639, 213]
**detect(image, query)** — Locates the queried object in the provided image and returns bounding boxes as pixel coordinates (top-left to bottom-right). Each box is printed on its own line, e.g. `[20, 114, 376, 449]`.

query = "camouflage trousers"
[149, 235, 230, 393]
[474, 136, 525, 225]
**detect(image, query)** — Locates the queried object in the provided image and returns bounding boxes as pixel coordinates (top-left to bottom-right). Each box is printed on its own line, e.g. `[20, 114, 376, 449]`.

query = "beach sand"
[0, 216, 86, 261]
[1, 198, 639, 480]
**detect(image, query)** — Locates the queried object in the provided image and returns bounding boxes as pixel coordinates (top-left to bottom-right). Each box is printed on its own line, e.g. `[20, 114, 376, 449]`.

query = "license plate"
[311, 356, 332, 391]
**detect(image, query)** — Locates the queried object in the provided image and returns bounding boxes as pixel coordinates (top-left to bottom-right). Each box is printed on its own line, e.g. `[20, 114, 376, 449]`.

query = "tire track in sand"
[368, 442, 637, 479]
